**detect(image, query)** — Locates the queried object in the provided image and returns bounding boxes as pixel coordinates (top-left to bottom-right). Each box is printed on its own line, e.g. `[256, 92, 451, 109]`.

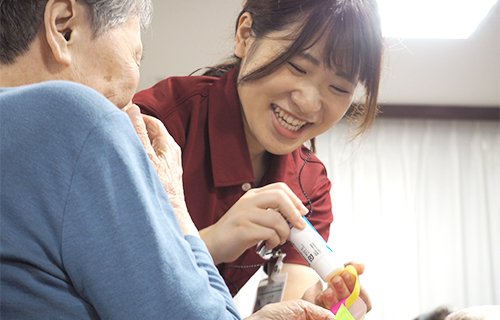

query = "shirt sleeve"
[61, 112, 241, 320]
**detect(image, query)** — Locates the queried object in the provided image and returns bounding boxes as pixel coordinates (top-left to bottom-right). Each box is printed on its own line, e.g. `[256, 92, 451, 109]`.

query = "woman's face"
[71, 15, 143, 109]
[237, 33, 358, 156]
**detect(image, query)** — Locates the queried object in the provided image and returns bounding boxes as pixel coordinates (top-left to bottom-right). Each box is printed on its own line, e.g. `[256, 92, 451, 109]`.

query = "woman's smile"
[272, 105, 308, 132]
[271, 104, 310, 140]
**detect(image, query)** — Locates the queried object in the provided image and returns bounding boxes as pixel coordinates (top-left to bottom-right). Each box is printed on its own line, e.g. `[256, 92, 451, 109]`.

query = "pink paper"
[330, 298, 348, 314]
[330, 298, 367, 320]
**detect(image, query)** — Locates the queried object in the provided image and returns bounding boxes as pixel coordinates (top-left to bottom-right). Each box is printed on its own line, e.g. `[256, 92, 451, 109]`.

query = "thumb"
[124, 104, 155, 158]
[143, 114, 167, 157]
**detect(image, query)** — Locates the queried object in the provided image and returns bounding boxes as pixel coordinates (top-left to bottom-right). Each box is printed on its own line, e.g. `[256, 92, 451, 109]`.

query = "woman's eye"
[288, 62, 306, 74]
[330, 85, 350, 94]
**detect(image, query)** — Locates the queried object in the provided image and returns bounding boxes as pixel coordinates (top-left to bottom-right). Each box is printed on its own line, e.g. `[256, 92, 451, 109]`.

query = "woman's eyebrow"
[297, 52, 320, 66]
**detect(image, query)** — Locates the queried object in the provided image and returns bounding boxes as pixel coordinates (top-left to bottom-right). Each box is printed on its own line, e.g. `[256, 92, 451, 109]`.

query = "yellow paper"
[343, 265, 360, 308]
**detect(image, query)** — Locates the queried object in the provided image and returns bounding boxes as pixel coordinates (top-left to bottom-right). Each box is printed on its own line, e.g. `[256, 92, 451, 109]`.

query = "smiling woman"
[133, 0, 384, 310]
[236, 30, 359, 157]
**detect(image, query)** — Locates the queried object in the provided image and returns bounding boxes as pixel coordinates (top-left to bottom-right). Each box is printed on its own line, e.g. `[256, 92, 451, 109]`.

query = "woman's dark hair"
[204, 0, 384, 143]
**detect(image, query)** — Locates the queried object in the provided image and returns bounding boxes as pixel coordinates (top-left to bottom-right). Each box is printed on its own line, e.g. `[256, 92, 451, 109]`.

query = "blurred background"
[138, 1, 500, 319]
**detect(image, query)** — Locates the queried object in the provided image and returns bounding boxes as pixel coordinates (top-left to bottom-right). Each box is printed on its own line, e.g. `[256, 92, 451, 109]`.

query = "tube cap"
[314, 252, 344, 282]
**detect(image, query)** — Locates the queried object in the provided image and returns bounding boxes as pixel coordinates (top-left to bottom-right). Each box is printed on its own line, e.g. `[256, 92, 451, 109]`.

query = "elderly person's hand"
[245, 299, 335, 320]
[302, 262, 372, 312]
[123, 103, 199, 237]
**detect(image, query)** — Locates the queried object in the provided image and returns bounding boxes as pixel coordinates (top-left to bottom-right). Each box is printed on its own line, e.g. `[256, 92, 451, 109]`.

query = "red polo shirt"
[133, 68, 333, 295]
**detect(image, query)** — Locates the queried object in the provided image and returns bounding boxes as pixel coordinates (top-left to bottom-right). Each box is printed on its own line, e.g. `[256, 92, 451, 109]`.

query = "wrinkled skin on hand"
[122, 103, 198, 236]
[245, 299, 335, 320]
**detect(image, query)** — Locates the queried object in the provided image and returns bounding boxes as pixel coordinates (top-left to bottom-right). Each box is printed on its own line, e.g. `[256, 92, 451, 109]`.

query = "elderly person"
[0, 0, 335, 319]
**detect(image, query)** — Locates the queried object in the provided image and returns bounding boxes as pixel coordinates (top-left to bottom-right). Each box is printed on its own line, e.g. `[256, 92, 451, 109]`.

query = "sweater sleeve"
[61, 111, 241, 320]
[184, 236, 240, 317]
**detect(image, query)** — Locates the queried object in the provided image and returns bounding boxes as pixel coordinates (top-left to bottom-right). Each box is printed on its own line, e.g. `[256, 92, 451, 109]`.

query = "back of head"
[0, 0, 153, 65]
[415, 307, 452, 320]
[204, 0, 384, 138]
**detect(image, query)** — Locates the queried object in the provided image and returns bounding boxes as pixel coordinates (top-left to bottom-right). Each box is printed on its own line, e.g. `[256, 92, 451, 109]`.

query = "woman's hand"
[245, 299, 335, 320]
[302, 262, 372, 312]
[199, 182, 309, 265]
[122, 103, 199, 237]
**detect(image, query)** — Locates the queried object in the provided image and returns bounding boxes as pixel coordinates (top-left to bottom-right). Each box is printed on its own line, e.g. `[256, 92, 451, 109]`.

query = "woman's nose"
[291, 86, 321, 113]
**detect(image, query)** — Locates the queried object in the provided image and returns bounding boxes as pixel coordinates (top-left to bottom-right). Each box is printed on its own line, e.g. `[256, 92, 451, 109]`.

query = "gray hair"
[0, 0, 153, 64]
[83, 0, 153, 36]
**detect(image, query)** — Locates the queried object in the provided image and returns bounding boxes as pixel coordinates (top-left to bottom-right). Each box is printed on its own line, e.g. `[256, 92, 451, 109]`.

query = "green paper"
[334, 304, 355, 320]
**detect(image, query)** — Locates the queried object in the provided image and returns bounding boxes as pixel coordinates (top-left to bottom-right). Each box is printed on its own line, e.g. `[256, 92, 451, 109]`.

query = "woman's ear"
[44, 0, 78, 66]
[235, 12, 254, 59]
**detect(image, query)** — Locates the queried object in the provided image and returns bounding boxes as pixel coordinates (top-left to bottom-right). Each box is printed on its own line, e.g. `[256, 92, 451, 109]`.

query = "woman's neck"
[243, 119, 270, 186]
[250, 150, 270, 186]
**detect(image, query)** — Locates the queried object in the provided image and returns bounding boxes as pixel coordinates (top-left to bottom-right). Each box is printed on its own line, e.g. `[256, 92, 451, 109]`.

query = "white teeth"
[273, 105, 307, 132]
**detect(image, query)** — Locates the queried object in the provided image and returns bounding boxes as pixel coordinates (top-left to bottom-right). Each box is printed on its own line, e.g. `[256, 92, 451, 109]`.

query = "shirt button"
[241, 182, 252, 192]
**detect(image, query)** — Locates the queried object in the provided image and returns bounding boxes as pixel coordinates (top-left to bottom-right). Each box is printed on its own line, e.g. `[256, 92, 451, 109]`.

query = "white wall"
[138, 1, 242, 90]
[138, 0, 500, 107]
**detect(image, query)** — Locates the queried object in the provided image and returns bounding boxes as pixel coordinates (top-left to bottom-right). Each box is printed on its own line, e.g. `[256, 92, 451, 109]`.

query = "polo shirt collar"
[208, 68, 255, 187]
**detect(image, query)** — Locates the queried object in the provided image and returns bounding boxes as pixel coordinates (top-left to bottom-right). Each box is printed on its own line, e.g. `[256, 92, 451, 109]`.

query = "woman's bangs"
[319, 0, 382, 87]
[323, 7, 366, 83]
